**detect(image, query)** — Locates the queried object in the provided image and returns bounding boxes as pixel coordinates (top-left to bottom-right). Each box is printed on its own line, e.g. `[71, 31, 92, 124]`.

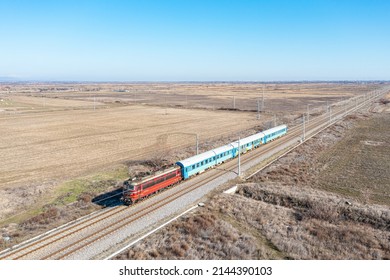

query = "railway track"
[0, 88, 387, 260]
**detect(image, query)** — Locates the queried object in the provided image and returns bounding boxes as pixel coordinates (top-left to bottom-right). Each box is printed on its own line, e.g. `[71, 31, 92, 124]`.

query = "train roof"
[176, 143, 234, 168]
[262, 124, 287, 136]
[176, 124, 288, 168]
[237, 131, 266, 146]
[129, 165, 180, 185]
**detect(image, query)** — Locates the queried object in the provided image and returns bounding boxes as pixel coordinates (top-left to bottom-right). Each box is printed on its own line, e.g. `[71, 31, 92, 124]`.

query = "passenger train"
[122, 124, 287, 205]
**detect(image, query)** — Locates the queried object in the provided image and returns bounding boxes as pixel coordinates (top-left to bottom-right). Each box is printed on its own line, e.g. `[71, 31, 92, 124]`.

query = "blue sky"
[1, 0, 389, 81]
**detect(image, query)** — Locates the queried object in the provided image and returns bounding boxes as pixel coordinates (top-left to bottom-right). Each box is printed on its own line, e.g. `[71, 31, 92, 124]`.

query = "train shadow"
[92, 188, 124, 207]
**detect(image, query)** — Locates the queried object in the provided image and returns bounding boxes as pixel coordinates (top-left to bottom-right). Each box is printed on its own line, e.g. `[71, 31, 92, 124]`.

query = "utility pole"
[302, 115, 305, 141]
[273, 114, 276, 127]
[257, 98, 260, 120]
[238, 137, 241, 177]
[307, 104, 310, 123]
[233, 96, 236, 110]
[329, 104, 332, 123]
[196, 134, 199, 155]
[262, 85, 265, 112]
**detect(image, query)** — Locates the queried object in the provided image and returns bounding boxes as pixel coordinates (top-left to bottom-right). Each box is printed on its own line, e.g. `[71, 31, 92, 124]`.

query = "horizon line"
[1, 79, 389, 84]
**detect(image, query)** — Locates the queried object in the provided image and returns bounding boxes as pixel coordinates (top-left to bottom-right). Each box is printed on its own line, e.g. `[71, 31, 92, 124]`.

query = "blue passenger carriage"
[123, 124, 288, 205]
[176, 125, 287, 180]
[176, 143, 235, 179]
[262, 125, 287, 143]
[232, 131, 266, 155]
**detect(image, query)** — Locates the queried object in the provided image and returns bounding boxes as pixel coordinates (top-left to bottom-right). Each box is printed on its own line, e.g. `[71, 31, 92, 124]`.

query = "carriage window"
[192, 165, 195, 169]
[197, 163, 200, 167]
[143, 181, 153, 189]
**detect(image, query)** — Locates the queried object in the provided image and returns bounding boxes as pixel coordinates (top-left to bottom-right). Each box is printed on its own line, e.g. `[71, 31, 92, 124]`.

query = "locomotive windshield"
[123, 180, 135, 191]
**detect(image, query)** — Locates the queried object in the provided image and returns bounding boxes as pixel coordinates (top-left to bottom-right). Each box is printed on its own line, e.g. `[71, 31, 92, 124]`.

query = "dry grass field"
[0, 96, 261, 222]
[0, 102, 260, 188]
[0, 82, 387, 247]
[2, 82, 382, 113]
[317, 113, 390, 205]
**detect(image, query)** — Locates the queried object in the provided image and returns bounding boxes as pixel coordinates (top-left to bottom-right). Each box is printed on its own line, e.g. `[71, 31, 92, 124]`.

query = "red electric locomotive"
[121, 166, 182, 205]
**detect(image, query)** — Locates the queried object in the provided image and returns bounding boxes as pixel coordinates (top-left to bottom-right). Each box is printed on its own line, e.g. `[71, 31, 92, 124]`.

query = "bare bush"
[233, 184, 390, 259]
[21, 207, 60, 230]
[115, 211, 261, 260]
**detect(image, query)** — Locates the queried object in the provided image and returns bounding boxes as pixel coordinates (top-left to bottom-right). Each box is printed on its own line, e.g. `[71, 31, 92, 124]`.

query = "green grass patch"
[1, 207, 44, 227]
[52, 166, 129, 206]
[0, 165, 129, 227]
